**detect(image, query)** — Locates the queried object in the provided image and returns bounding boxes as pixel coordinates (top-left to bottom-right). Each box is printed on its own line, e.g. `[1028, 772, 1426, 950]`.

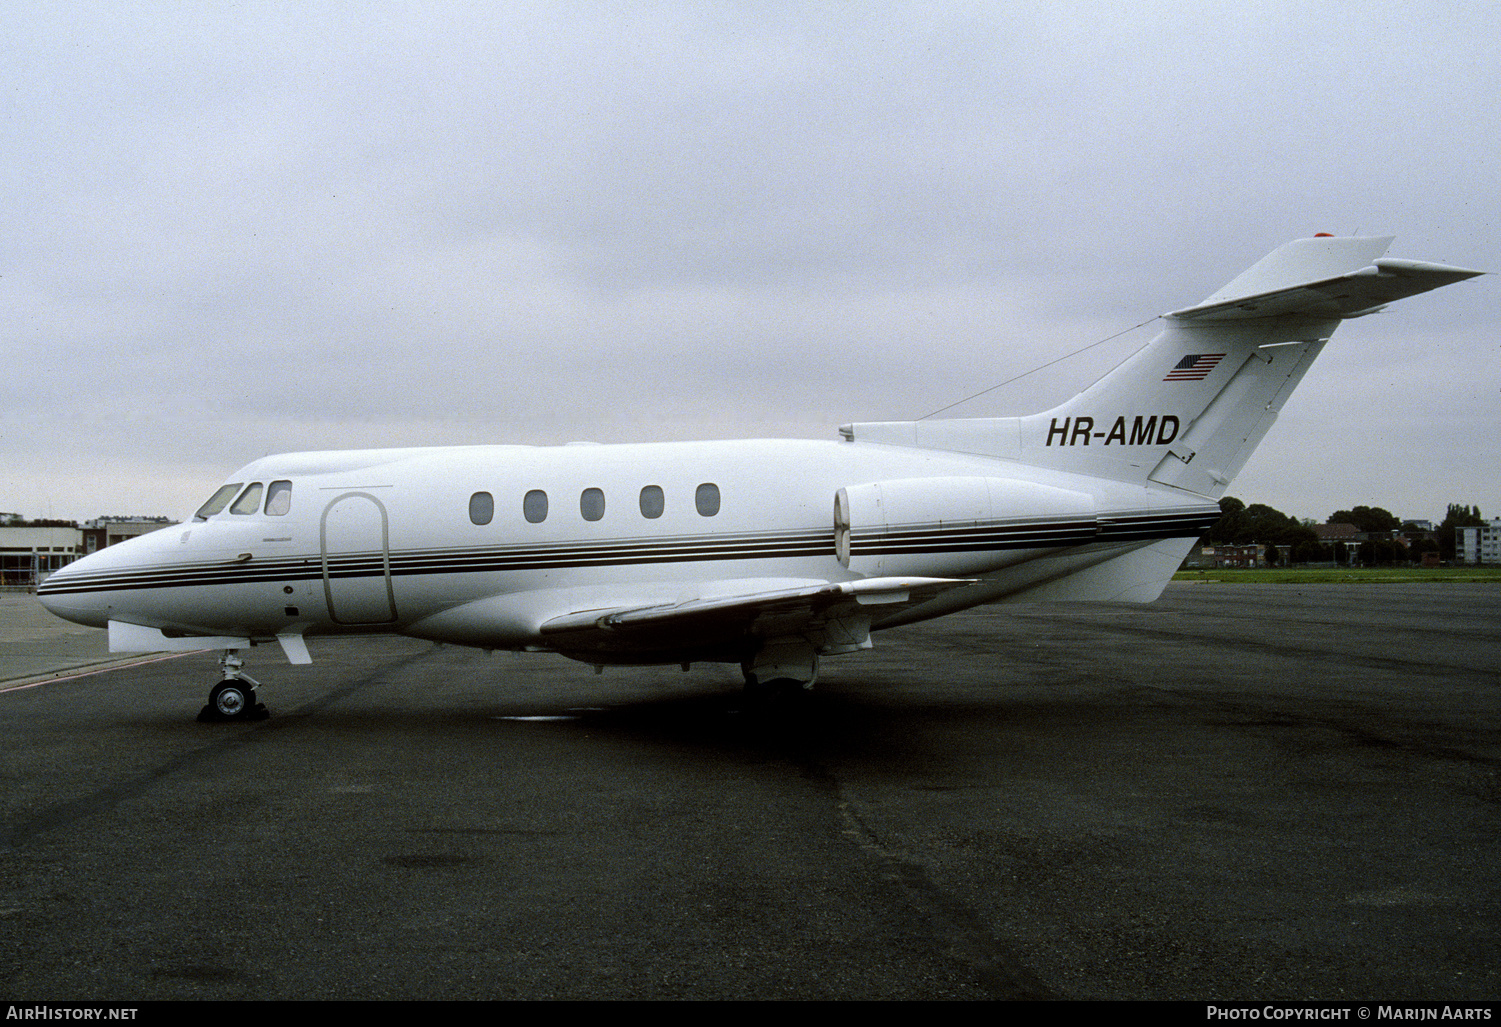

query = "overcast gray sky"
[4, 2, 1496, 525]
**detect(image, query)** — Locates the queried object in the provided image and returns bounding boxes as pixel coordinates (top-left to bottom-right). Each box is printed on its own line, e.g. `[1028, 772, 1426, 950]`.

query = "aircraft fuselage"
[38, 437, 1216, 666]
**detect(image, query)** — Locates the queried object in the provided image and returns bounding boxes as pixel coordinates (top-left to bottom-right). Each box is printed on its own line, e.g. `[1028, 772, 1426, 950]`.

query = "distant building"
[1, 515, 176, 586]
[1307, 522, 1363, 564]
[80, 516, 176, 554]
[1312, 523, 1361, 544]
[1456, 519, 1501, 566]
[1184, 543, 1267, 569]
[0, 525, 83, 586]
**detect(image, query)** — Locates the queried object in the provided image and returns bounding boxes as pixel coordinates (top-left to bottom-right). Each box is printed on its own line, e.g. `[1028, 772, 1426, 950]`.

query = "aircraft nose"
[36, 548, 118, 629]
[36, 526, 187, 630]
[37, 587, 109, 629]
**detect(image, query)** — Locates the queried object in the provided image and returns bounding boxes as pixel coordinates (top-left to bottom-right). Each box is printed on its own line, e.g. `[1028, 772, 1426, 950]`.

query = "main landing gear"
[741, 639, 819, 703]
[197, 649, 270, 723]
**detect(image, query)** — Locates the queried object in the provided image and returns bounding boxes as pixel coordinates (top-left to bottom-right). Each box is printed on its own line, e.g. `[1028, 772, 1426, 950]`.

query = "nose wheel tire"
[211, 680, 250, 716]
[200, 680, 268, 722]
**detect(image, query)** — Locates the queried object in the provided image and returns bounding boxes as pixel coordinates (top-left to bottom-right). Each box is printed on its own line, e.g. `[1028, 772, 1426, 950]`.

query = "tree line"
[1204, 499, 1487, 566]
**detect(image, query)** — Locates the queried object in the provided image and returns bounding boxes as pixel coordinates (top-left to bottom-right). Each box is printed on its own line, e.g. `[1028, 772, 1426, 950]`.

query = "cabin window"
[194, 483, 243, 521]
[230, 482, 264, 515]
[580, 488, 605, 522]
[523, 490, 549, 523]
[639, 485, 664, 519]
[469, 491, 494, 526]
[695, 482, 721, 517]
[265, 481, 293, 516]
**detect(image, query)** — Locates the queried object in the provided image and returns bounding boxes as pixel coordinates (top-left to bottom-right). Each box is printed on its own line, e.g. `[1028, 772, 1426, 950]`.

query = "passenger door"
[320, 492, 397, 624]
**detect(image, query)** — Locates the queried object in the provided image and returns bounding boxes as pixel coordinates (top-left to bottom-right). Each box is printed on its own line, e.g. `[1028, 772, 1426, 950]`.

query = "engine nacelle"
[834, 476, 1097, 576]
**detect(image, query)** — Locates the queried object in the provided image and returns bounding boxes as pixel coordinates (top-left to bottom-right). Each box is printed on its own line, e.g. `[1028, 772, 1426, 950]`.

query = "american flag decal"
[1163, 353, 1225, 381]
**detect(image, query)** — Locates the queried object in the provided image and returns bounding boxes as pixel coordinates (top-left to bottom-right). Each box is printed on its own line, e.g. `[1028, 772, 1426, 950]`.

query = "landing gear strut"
[197, 649, 269, 722]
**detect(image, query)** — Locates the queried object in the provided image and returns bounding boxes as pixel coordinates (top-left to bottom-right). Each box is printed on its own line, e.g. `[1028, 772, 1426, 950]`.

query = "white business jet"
[38, 235, 1482, 719]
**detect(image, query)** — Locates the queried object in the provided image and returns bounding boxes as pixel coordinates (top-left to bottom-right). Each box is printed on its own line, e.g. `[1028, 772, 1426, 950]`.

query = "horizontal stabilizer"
[1170, 236, 1483, 321]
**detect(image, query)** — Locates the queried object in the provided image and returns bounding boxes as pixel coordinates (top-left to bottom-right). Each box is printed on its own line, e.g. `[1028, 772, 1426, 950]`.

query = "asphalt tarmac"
[1, 583, 1498, 1001]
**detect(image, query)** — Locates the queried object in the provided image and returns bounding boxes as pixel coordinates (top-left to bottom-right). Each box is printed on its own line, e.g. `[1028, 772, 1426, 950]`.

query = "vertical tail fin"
[1018, 235, 1482, 495]
[845, 236, 1483, 498]
[1020, 308, 1343, 496]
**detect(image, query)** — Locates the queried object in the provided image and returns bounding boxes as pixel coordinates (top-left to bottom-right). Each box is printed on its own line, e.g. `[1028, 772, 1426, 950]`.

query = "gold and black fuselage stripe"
[37, 509, 1219, 595]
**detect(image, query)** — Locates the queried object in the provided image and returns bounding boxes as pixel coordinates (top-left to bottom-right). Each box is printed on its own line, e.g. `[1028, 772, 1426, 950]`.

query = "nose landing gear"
[198, 649, 269, 722]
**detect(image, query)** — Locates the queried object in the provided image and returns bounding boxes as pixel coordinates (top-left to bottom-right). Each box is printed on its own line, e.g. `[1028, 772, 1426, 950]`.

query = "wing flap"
[539, 576, 972, 639]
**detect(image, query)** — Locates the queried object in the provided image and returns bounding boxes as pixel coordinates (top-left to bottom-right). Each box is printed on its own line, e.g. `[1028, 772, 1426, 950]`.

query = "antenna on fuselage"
[915, 315, 1161, 421]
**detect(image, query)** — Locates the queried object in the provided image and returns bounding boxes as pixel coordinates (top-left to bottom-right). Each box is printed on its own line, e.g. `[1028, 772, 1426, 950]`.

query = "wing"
[537, 576, 973, 662]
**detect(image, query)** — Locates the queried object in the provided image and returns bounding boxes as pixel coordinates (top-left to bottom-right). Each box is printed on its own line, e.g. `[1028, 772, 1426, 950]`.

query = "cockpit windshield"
[230, 483, 264, 515]
[265, 480, 292, 516]
[192, 480, 294, 520]
[193, 483, 243, 521]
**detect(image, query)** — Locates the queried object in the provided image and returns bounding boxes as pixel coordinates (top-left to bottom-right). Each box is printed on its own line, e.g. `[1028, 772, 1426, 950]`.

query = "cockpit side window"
[264, 480, 293, 516]
[194, 483, 244, 521]
[230, 482, 264, 515]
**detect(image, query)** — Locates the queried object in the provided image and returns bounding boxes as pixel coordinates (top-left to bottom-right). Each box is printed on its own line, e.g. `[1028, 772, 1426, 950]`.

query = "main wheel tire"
[742, 676, 808, 703]
[208, 680, 251, 719]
